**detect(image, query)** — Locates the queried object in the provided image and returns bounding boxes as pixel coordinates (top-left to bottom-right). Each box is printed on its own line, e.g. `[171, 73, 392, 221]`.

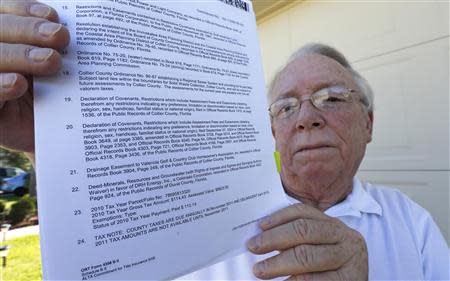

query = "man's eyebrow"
[310, 81, 341, 92]
[275, 90, 297, 100]
[275, 81, 339, 100]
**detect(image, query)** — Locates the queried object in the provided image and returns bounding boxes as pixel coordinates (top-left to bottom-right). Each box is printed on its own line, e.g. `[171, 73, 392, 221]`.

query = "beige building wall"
[255, 0, 449, 242]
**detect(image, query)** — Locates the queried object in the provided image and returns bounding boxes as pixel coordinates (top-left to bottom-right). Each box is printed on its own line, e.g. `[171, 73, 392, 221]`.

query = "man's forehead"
[272, 54, 354, 96]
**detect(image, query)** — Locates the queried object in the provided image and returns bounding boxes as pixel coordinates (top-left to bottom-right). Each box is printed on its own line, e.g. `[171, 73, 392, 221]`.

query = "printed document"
[34, 0, 288, 280]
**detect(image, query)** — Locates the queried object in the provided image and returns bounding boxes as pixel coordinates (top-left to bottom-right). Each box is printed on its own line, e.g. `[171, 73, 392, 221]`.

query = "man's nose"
[295, 100, 325, 130]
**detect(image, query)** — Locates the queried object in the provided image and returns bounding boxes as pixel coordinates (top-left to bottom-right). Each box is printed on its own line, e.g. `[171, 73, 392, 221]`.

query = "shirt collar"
[286, 177, 382, 218]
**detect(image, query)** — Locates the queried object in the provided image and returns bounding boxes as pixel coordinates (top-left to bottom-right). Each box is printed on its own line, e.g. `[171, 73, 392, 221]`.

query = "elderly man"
[0, 1, 448, 280]
[181, 45, 449, 280]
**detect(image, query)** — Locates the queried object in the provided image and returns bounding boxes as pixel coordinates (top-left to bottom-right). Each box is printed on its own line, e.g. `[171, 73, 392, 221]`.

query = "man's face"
[271, 54, 373, 203]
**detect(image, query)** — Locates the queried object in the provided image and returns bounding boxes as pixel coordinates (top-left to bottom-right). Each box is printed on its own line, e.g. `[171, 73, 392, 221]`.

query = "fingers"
[0, 73, 28, 107]
[258, 203, 332, 231]
[247, 218, 343, 254]
[249, 205, 369, 281]
[0, 1, 70, 77]
[284, 271, 343, 281]
[284, 256, 368, 281]
[0, 0, 59, 22]
[0, 14, 69, 49]
[253, 244, 348, 280]
[0, 43, 62, 75]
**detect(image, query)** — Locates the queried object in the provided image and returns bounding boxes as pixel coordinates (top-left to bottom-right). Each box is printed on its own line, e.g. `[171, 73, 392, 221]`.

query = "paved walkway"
[5, 225, 40, 240]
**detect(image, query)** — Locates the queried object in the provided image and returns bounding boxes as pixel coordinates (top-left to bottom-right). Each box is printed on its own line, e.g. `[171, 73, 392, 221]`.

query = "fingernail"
[246, 236, 261, 251]
[259, 216, 272, 228]
[29, 48, 53, 62]
[39, 22, 62, 37]
[1, 74, 17, 89]
[253, 262, 265, 277]
[29, 4, 51, 18]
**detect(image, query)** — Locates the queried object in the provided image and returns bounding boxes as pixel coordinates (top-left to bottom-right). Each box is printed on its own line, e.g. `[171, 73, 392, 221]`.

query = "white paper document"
[34, 0, 288, 280]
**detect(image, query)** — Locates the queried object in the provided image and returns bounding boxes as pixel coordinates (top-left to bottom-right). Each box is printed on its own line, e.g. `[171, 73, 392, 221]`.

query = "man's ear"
[366, 111, 374, 143]
[271, 124, 276, 138]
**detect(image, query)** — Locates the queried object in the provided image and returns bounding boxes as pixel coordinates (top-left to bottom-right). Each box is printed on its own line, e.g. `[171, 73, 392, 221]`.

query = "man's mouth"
[297, 144, 333, 153]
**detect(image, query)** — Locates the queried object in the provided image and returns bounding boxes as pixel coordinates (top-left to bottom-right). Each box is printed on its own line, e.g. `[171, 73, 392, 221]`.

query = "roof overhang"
[252, 0, 300, 22]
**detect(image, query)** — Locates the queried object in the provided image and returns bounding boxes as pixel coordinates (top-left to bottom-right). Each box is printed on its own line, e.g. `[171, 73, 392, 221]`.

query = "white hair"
[268, 43, 374, 112]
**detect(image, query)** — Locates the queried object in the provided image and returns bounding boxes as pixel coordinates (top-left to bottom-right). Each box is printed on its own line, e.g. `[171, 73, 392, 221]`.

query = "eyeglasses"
[268, 86, 361, 120]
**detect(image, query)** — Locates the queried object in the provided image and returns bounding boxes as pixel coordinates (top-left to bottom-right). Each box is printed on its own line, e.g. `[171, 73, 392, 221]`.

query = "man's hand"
[247, 204, 368, 280]
[0, 0, 69, 153]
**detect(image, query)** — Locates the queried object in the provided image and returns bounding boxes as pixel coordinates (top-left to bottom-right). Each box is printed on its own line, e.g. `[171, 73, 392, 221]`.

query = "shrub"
[0, 201, 5, 214]
[8, 196, 36, 225]
[29, 196, 38, 210]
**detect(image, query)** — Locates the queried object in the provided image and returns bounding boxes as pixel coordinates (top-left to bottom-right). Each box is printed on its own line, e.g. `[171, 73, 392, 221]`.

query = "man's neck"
[282, 177, 354, 212]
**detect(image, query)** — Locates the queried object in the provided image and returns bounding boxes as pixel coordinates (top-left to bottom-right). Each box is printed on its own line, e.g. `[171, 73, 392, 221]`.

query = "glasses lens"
[311, 86, 352, 110]
[270, 97, 299, 119]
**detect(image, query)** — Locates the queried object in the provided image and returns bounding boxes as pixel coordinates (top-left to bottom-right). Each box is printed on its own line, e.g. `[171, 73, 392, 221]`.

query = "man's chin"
[292, 163, 338, 183]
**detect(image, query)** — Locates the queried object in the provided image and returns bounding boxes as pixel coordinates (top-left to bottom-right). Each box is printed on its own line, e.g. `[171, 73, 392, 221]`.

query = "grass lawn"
[2, 235, 41, 281]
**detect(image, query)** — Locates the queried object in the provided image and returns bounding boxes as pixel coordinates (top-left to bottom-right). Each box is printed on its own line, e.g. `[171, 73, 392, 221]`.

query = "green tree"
[0, 148, 31, 171]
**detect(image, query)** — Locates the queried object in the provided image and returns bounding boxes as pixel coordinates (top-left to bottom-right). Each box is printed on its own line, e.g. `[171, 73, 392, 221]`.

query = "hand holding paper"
[247, 204, 368, 280]
[0, 0, 69, 154]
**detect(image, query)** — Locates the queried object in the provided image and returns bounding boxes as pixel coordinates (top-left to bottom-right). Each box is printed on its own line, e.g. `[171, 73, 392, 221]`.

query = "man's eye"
[325, 96, 346, 102]
[281, 105, 293, 112]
